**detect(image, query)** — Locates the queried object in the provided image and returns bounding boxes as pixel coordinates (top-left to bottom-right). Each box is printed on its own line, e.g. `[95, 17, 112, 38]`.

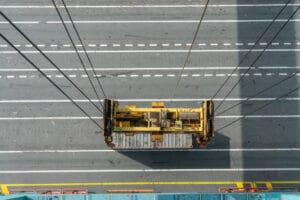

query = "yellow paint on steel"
[0, 185, 9, 195]
[250, 182, 257, 189]
[236, 182, 244, 190]
[3, 181, 300, 188]
[266, 182, 273, 190]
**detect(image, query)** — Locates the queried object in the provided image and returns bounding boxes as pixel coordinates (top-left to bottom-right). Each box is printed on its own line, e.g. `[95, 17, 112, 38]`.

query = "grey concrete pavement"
[0, 0, 300, 193]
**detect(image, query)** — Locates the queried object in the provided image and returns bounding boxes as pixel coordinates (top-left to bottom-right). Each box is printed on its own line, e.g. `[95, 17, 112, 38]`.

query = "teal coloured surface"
[1, 192, 300, 200]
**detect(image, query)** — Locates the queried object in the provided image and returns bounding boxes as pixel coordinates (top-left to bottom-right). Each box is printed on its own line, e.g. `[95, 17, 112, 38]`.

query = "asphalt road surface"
[0, 0, 300, 193]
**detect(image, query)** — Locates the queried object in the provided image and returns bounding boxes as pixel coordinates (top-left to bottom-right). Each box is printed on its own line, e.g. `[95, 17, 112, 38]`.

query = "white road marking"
[25, 44, 33, 47]
[19, 75, 27, 78]
[6, 75, 14, 79]
[248, 42, 255, 46]
[2, 98, 300, 104]
[180, 74, 188, 77]
[223, 43, 231, 46]
[185, 43, 192, 46]
[271, 42, 279, 45]
[216, 74, 226, 77]
[13, 44, 21, 47]
[75, 44, 83, 47]
[68, 75, 76, 78]
[174, 43, 182, 47]
[0, 44, 8, 47]
[198, 43, 206, 46]
[50, 44, 58, 47]
[266, 73, 275, 76]
[0, 148, 300, 153]
[42, 19, 300, 24]
[0, 168, 298, 174]
[37, 44, 45, 47]
[284, 42, 292, 45]
[167, 74, 175, 77]
[81, 74, 88, 78]
[0, 21, 40, 24]
[3, 49, 300, 54]
[192, 74, 201, 77]
[253, 73, 262, 76]
[117, 74, 127, 78]
[142, 74, 151, 77]
[137, 44, 145, 47]
[297, 42, 300, 45]
[125, 44, 133, 47]
[149, 43, 158, 47]
[210, 43, 218, 46]
[162, 43, 170, 47]
[1, 4, 300, 9]
[88, 44, 96, 47]
[46, 75, 52, 78]
[99, 44, 107, 47]
[63, 44, 71, 47]
[259, 42, 267, 46]
[235, 43, 244, 46]
[112, 44, 120, 47]
[204, 74, 213, 77]
[279, 73, 288, 76]
[130, 74, 139, 77]
[154, 74, 163, 77]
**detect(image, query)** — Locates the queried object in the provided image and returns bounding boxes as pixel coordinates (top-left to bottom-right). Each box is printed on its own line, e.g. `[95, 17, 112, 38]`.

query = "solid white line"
[0, 21, 40, 24]
[1, 98, 300, 103]
[43, 19, 300, 24]
[0, 168, 299, 174]
[0, 115, 299, 120]
[2, 49, 300, 54]
[1, 4, 300, 9]
[1, 148, 300, 153]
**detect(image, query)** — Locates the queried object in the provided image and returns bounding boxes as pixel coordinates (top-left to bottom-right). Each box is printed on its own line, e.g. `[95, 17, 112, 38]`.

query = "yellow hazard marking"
[0, 185, 9, 195]
[250, 182, 257, 189]
[236, 182, 244, 190]
[266, 182, 273, 190]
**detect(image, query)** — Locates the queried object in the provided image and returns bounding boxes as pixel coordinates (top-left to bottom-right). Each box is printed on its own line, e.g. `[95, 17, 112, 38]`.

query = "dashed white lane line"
[0, 42, 298, 48]
[142, 74, 151, 77]
[1, 72, 299, 79]
[235, 43, 244, 46]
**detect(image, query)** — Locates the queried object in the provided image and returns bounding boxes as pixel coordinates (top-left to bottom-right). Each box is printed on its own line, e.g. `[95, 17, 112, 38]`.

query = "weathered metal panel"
[112, 133, 193, 149]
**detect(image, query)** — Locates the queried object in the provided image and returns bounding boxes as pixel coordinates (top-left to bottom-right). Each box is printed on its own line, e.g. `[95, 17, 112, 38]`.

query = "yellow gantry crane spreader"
[103, 99, 214, 149]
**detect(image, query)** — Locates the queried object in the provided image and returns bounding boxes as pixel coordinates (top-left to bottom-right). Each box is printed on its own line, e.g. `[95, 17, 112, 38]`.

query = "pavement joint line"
[1, 148, 300, 153]
[3, 181, 300, 188]
[2, 4, 300, 8]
